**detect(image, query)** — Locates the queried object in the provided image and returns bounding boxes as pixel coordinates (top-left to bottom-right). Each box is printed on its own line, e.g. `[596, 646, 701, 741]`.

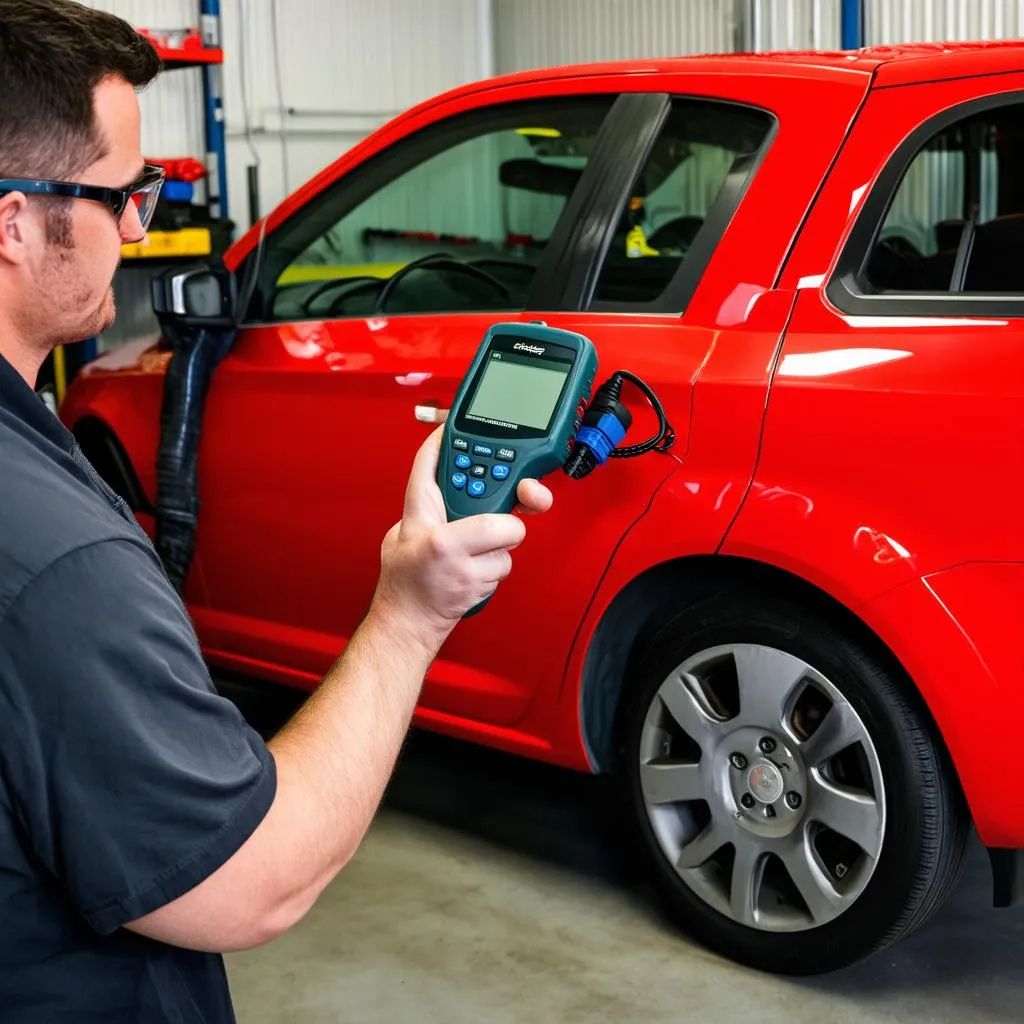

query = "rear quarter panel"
[729, 73, 1024, 841]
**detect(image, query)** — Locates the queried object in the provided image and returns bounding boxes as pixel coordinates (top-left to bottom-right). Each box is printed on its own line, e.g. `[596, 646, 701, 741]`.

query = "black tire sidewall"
[620, 593, 956, 975]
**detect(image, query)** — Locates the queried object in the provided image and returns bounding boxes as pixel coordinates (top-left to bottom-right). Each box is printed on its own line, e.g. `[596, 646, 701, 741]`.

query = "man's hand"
[371, 426, 553, 646]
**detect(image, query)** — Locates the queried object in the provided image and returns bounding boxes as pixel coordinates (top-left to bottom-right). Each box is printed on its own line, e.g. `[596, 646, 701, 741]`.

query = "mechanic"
[0, 3, 552, 1021]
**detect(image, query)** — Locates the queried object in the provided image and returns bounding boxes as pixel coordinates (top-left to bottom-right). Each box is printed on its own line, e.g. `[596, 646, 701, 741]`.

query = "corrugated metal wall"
[867, 0, 1024, 43]
[492, 0, 738, 72]
[757, 0, 842, 50]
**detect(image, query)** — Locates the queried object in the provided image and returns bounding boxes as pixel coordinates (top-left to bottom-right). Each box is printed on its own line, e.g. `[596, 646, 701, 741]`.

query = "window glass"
[593, 99, 774, 306]
[263, 98, 615, 321]
[865, 104, 1024, 293]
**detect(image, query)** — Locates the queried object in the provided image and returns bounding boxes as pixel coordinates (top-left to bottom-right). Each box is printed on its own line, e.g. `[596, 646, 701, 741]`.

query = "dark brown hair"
[0, 0, 159, 243]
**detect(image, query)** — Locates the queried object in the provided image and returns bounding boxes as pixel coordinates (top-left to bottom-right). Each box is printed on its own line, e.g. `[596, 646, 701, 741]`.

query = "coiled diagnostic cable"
[563, 371, 676, 480]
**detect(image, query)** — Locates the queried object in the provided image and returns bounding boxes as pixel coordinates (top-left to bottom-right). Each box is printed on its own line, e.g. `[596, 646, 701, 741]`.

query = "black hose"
[154, 325, 236, 593]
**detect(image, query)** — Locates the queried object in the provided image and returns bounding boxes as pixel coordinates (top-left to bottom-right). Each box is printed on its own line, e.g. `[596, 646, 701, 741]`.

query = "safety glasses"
[0, 163, 166, 243]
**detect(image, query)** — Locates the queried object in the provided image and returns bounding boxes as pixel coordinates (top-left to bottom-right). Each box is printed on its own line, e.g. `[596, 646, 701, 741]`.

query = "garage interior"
[40, 1, 1024, 1022]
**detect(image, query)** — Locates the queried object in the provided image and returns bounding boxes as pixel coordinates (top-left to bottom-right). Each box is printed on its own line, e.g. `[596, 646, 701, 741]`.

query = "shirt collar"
[0, 349, 75, 451]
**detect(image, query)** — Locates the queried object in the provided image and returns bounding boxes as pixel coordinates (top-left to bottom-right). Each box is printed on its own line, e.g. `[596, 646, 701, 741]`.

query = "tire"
[619, 589, 968, 975]
[73, 420, 144, 513]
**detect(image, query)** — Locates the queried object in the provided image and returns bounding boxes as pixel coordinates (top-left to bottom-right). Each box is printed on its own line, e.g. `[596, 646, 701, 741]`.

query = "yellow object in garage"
[515, 127, 562, 138]
[277, 262, 406, 286]
[625, 225, 660, 258]
[121, 227, 212, 260]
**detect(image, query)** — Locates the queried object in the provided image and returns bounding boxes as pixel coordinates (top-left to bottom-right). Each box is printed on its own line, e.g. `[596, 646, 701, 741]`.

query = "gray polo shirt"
[0, 351, 276, 1022]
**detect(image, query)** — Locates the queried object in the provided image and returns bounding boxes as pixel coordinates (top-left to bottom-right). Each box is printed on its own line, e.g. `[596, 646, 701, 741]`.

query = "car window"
[591, 99, 775, 309]
[864, 102, 1024, 293]
[257, 98, 615, 322]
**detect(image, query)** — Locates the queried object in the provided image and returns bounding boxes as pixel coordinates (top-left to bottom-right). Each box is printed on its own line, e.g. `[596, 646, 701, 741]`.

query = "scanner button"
[452, 438, 469, 451]
[496, 447, 516, 462]
[470, 465, 487, 478]
[468, 480, 487, 498]
[492, 464, 510, 481]
[451, 472, 467, 490]
[454, 453, 472, 470]
[472, 444, 494, 457]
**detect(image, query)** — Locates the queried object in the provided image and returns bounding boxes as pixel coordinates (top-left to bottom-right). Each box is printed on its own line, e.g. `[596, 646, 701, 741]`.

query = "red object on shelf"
[146, 158, 207, 183]
[137, 27, 223, 66]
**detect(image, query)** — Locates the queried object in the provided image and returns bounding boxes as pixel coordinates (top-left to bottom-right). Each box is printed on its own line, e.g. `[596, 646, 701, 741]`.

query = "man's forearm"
[263, 600, 441, 907]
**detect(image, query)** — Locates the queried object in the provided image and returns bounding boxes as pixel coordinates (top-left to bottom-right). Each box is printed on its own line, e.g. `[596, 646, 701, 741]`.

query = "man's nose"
[119, 199, 146, 244]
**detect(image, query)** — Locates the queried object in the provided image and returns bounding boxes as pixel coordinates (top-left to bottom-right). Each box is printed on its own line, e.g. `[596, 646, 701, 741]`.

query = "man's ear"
[0, 192, 30, 266]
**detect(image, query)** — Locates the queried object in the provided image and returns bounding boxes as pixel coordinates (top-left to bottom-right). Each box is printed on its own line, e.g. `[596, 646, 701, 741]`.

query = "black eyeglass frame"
[0, 163, 166, 227]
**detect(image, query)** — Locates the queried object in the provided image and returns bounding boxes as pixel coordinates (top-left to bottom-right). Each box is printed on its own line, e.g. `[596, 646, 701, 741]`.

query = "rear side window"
[252, 98, 615, 322]
[592, 99, 775, 309]
[864, 102, 1024, 294]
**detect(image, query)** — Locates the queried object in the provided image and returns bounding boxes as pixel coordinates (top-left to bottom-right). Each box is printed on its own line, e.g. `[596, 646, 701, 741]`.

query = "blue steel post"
[200, 0, 229, 222]
[841, 0, 865, 50]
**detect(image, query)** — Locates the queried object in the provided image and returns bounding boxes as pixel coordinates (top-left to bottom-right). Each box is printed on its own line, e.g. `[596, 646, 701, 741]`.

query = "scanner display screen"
[466, 349, 571, 430]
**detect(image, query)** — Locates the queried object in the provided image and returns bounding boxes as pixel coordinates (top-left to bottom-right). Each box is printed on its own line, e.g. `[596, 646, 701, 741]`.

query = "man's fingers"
[515, 478, 554, 515]
[403, 426, 445, 521]
[473, 549, 514, 585]
[446, 512, 526, 556]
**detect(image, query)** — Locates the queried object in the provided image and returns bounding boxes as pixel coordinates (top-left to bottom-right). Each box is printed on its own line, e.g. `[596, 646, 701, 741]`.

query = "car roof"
[458, 40, 1024, 95]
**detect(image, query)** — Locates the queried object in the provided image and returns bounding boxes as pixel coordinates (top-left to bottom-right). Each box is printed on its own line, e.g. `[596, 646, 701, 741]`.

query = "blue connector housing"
[574, 411, 628, 466]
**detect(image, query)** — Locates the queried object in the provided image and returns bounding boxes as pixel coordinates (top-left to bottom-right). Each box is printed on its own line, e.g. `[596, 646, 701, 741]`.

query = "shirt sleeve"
[0, 538, 278, 935]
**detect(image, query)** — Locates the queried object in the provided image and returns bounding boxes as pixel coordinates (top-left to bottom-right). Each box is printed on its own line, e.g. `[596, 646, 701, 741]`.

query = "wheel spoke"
[810, 776, 883, 857]
[677, 821, 728, 870]
[781, 835, 844, 924]
[729, 841, 765, 927]
[641, 761, 704, 805]
[657, 672, 721, 750]
[800, 701, 864, 767]
[732, 646, 807, 730]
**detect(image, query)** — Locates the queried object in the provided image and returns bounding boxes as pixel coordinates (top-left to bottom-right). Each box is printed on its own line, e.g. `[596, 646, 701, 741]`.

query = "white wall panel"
[867, 0, 1024, 43]
[221, 0, 488, 227]
[493, 0, 738, 73]
[757, 0, 842, 51]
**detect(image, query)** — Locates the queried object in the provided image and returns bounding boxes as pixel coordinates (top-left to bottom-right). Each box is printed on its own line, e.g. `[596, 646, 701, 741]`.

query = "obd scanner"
[438, 321, 675, 614]
[439, 323, 598, 520]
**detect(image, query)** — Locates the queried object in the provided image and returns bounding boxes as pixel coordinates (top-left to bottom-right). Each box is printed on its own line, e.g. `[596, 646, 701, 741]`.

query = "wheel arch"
[578, 554, 959, 789]
[71, 415, 153, 515]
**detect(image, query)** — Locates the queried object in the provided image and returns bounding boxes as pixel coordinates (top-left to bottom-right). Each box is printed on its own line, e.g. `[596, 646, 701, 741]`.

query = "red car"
[62, 42, 1024, 974]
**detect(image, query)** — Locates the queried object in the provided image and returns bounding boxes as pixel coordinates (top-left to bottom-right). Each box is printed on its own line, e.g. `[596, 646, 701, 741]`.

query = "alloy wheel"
[638, 643, 886, 932]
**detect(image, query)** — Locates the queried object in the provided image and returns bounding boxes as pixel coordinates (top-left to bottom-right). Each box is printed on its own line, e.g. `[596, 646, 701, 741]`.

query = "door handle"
[415, 404, 449, 424]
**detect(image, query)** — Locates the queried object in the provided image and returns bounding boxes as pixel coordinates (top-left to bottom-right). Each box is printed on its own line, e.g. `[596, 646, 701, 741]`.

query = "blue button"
[451, 472, 467, 490]
[492, 464, 510, 481]
[467, 479, 487, 498]
[472, 444, 494, 457]
[454, 453, 471, 470]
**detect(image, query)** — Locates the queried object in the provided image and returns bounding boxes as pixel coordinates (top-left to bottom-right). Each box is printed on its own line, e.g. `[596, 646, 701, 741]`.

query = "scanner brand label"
[513, 342, 546, 355]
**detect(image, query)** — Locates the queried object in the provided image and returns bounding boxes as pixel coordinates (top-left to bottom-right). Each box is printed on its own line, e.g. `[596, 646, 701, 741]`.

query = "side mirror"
[151, 261, 238, 331]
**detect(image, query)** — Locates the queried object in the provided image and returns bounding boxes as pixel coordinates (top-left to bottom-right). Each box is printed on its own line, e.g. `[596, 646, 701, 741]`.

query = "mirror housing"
[151, 260, 238, 332]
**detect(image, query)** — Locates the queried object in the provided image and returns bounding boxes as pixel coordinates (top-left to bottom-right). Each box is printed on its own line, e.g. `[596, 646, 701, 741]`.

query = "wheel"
[620, 590, 968, 975]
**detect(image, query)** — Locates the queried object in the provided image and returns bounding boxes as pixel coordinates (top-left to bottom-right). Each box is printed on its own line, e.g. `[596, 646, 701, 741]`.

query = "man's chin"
[76, 292, 116, 343]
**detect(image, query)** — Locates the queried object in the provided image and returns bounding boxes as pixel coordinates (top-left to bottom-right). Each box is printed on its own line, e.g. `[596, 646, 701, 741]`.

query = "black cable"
[563, 369, 675, 480]
[608, 369, 675, 457]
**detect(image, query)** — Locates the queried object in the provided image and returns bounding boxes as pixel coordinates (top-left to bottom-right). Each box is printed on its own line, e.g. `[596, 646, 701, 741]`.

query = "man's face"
[20, 76, 146, 348]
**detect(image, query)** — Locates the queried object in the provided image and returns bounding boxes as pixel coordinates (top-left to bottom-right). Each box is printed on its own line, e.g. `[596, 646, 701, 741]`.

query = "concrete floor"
[222, 683, 1024, 1024]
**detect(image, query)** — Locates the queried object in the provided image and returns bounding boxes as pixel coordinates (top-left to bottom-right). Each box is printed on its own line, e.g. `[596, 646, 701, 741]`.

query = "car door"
[195, 88, 624, 702]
